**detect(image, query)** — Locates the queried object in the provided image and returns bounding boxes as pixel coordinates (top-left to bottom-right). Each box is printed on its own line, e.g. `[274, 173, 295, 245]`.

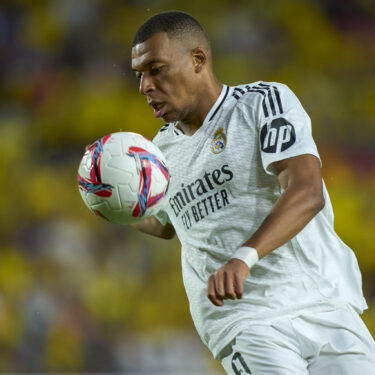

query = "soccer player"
[130, 10, 375, 374]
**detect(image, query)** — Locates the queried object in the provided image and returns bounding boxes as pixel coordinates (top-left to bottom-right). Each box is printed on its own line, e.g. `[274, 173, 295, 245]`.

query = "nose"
[139, 74, 154, 96]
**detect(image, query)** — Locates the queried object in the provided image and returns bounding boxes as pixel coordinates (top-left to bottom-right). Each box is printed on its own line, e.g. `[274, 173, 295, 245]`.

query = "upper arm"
[272, 154, 324, 202]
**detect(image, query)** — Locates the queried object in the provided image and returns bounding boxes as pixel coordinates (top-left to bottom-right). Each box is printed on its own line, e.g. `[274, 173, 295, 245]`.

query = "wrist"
[230, 246, 259, 269]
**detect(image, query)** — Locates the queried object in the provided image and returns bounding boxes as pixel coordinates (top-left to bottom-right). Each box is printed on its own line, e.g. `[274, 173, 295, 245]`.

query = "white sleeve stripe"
[256, 83, 277, 116]
[232, 83, 285, 119]
[233, 86, 269, 117]
[272, 86, 284, 114]
[258, 83, 284, 116]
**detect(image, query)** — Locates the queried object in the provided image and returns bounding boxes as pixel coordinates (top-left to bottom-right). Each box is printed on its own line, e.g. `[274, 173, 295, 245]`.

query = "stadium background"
[0, 0, 374, 373]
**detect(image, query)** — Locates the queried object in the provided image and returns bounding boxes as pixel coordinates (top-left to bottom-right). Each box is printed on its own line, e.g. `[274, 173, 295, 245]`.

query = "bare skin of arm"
[131, 216, 176, 239]
[207, 154, 325, 306]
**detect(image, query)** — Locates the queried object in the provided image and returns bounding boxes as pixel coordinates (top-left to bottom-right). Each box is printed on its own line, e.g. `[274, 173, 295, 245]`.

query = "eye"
[151, 66, 163, 75]
[135, 72, 142, 79]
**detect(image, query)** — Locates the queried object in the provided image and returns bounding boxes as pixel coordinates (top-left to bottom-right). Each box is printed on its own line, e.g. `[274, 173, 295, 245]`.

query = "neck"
[177, 78, 223, 136]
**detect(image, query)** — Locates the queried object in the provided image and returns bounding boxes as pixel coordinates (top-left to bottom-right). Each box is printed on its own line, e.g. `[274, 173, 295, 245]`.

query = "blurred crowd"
[0, 0, 374, 372]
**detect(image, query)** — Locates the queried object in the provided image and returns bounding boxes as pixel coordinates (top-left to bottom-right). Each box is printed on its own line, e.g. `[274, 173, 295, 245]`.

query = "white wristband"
[230, 246, 259, 269]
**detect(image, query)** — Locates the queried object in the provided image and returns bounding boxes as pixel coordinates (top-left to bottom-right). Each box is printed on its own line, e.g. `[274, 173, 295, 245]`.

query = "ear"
[191, 48, 207, 73]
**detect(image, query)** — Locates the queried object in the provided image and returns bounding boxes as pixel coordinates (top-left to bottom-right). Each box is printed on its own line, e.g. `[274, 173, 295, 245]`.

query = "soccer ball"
[77, 132, 169, 224]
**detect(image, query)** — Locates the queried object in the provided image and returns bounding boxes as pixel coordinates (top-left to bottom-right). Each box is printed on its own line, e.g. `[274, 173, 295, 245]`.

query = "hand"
[207, 258, 250, 306]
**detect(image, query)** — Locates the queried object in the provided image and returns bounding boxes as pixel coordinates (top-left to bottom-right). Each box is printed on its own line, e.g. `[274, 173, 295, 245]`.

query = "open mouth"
[151, 103, 165, 118]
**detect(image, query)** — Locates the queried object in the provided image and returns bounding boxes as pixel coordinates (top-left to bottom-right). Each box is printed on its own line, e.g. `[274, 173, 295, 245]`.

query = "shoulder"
[230, 81, 302, 119]
[153, 123, 171, 140]
[231, 81, 290, 104]
[152, 123, 177, 148]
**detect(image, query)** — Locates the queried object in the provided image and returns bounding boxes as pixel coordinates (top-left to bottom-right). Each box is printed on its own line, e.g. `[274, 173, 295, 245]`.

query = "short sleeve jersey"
[152, 82, 367, 359]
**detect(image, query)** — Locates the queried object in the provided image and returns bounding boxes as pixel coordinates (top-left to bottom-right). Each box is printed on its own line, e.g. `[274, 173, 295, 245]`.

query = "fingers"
[233, 273, 244, 299]
[214, 270, 225, 299]
[85, 142, 95, 151]
[207, 274, 224, 306]
[207, 268, 243, 306]
[224, 270, 236, 300]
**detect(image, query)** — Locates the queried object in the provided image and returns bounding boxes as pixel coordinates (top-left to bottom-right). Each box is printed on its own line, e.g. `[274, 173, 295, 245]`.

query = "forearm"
[208, 155, 324, 306]
[207, 185, 324, 307]
[243, 184, 324, 259]
[131, 216, 175, 239]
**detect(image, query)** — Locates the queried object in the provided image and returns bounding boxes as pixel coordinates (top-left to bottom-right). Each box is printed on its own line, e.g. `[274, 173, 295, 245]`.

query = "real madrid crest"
[211, 127, 226, 154]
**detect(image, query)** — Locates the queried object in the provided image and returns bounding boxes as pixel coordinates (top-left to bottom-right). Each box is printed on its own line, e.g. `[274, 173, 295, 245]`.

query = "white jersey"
[152, 82, 367, 359]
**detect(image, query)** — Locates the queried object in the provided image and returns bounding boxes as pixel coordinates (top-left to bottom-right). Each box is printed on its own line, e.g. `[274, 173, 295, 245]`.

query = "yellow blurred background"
[0, 0, 374, 372]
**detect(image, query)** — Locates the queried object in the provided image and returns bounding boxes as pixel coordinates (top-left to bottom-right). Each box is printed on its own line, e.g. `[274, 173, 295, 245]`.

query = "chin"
[162, 111, 178, 123]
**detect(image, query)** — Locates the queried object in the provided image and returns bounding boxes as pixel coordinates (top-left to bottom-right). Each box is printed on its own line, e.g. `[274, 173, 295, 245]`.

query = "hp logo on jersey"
[260, 117, 296, 153]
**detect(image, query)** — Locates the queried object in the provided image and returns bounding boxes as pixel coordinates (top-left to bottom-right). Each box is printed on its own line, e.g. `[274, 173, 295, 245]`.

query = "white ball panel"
[78, 132, 169, 224]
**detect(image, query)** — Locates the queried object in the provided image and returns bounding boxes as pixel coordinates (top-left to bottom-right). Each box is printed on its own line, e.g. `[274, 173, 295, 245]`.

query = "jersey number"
[231, 352, 252, 374]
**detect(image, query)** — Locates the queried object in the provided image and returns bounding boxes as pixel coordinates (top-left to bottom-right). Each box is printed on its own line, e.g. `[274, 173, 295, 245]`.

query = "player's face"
[131, 32, 199, 123]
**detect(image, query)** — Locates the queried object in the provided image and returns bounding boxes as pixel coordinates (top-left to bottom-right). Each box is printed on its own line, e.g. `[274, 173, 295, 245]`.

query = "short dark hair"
[132, 10, 210, 49]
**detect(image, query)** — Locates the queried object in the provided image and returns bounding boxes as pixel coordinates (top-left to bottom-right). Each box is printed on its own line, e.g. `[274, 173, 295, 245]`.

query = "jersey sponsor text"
[169, 164, 233, 230]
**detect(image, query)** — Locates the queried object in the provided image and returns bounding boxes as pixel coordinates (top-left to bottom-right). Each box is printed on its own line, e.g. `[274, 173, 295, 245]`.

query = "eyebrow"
[132, 59, 164, 71]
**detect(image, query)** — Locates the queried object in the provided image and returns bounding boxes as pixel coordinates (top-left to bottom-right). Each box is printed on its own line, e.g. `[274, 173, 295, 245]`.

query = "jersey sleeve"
[255, 83, 321, 175]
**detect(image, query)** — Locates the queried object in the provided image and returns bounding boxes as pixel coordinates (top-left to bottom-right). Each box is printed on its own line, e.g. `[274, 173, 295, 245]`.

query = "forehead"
[131, 32, 182, 70]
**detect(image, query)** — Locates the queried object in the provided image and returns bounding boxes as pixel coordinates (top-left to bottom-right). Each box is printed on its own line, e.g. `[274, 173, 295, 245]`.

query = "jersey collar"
[173, 84, 230, 137]
[206, 84, 230, 122]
